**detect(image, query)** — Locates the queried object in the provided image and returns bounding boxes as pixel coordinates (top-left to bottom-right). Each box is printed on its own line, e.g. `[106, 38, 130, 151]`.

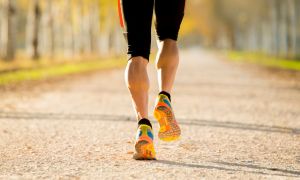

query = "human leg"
[153, 0, 185, 141]
[119, 0, 154, 120]
[118, 0, 156, 159]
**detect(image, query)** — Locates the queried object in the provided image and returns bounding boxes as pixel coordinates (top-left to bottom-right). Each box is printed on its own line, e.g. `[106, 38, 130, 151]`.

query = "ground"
[0, 50, 299, 179]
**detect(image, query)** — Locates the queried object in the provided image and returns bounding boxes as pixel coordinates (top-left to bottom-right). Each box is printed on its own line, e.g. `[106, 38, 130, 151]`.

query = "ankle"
[159, 91, 171, 102]
[138, 118, 152, 129]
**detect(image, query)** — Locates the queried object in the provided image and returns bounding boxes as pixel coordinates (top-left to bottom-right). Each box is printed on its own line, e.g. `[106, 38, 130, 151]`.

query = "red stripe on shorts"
[118, 0, 124, 28]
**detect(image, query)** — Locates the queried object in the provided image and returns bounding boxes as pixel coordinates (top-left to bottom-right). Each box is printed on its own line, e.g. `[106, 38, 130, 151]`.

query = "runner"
[118, 0, 185, 160]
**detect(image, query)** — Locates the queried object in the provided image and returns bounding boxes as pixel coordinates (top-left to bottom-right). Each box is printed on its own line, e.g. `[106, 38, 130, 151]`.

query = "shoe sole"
[154, 105, 181, 142]
[133, 140, 156, 160]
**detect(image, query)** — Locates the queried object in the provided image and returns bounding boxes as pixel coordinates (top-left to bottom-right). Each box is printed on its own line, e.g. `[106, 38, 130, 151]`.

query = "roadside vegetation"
[228, 52, 300, 71]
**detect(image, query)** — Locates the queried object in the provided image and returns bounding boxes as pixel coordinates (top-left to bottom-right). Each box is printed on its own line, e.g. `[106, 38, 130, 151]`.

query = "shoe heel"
[133, 140, 156, 160]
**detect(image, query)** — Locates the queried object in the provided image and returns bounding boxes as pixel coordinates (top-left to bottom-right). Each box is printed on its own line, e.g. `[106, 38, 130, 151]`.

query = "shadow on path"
[0, 111, 299, 135]
[179, 118, 300, 135]
[154, 160, 300, 177]
[213, 161, 300, 176]
[179, 81, 300, 92]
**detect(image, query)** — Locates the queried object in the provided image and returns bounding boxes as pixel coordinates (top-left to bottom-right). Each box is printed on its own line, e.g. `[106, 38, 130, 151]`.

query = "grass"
[0, 57, 126, 86]
[227, 51, 300, 71]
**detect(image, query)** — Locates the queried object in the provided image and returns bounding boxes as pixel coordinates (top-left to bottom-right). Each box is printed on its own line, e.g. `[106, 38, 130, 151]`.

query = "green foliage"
[228, 51, 300, 71]
[0, 58, 126, 86]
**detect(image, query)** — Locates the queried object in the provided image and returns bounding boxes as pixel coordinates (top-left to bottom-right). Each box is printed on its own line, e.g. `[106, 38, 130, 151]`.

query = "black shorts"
[118, 0, 185, 60]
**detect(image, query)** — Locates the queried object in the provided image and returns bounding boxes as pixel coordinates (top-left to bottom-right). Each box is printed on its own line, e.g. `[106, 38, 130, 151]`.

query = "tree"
[1, 0, 16, 60]
[287, 0, 297, 58]
[32, 0, 41, 59]
[41, 0, 55, 58]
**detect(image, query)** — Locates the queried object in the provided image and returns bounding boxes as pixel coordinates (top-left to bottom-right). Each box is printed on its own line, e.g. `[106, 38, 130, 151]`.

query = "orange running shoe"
[153, 94, 181, 141]
[133, 124, 156, 160]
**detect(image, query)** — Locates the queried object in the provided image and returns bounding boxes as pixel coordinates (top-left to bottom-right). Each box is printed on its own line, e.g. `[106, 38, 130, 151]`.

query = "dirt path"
[0, 50, 299, 179]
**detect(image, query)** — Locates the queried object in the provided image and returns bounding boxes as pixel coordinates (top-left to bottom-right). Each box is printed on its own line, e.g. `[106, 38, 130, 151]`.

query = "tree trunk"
[32, 0, 41, 59]
[89, 2, 100, 54]
[0, 2, 2, 54]
[262, 20, 273, 55]
[296, 0, 300, 59]
[74, 2, 85, 55]
[269, 0, 280, 56]
[41, 0, 54, 58]
[63, 0, 74, 58]
[1, 0, 16, 60]
[26, 0, 41, 60]
[99, 15, 111, 56]
[287, 0, 296, 58]
[278, 1, 288, 57]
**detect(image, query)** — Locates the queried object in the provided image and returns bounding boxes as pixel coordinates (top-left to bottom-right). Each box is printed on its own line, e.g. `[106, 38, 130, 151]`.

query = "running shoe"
[133, 124, 156, 160]
[153, 94, 181, 141]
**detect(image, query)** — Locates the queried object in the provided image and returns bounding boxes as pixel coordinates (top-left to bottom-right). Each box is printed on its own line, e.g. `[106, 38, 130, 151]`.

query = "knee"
[156, 39, 179, 68]
[157, 39, 178, 53]
[125, 57, 149, 90]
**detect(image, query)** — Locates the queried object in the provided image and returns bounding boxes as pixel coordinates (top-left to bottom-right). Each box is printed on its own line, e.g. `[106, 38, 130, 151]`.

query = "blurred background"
[0, 0, 299, 74]
[183, 0, 300, 58]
